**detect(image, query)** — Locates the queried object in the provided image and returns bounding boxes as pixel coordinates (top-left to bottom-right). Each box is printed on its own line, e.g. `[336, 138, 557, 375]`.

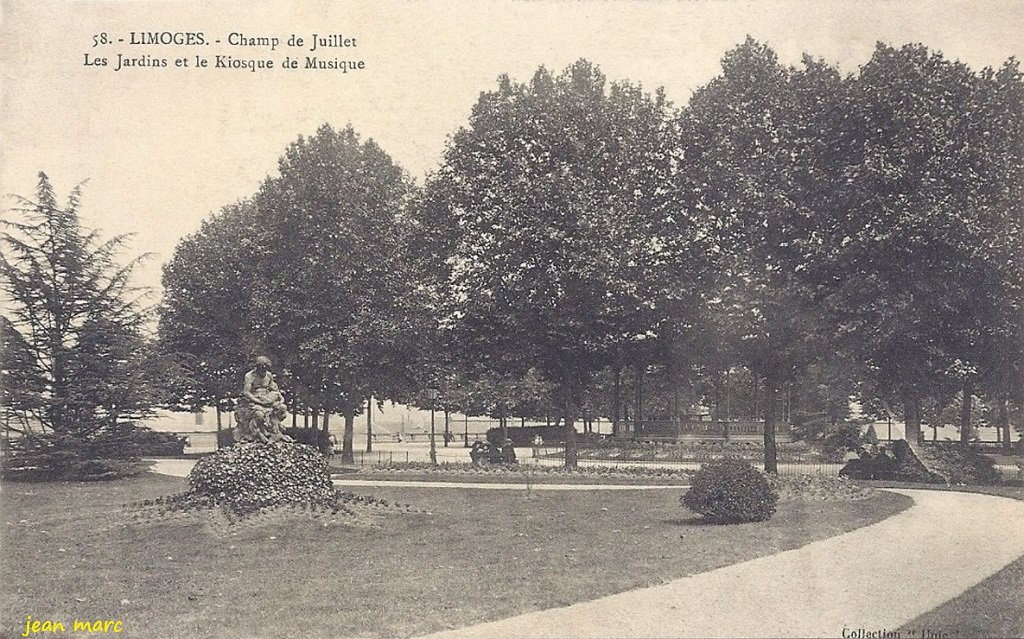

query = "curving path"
[419, 489, 1024, 639]
[148, 460, 1024, 638]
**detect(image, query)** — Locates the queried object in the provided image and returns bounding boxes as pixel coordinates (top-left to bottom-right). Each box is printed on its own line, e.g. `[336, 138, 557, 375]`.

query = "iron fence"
[533, 445, 843, 476]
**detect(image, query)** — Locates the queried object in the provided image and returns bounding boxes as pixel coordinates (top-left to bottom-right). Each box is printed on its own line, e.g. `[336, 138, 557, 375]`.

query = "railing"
[619, 419, 793, 440]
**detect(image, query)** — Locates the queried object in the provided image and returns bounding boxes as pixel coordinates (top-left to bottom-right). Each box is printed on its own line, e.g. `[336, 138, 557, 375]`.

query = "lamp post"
[427, 388, 439, 465]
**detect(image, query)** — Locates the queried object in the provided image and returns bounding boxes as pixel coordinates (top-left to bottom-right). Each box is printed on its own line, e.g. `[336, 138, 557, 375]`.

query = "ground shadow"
[665, 515, 767, 527]
[665, 515, 716, 526]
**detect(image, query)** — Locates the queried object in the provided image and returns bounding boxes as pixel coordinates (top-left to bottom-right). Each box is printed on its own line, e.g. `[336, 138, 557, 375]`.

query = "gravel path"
[329, 479, 683, 490]
[419, 489, 1024, 638]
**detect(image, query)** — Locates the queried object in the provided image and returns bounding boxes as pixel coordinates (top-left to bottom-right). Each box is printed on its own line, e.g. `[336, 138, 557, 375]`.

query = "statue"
[234, 356, 292, 444]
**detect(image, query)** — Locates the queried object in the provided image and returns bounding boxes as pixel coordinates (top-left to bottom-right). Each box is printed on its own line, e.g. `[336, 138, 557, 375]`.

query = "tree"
[425, 60, 700, 467]
[158, 200, 259, 427]
[972, 59, 1024, 452]
[0, 173, 155, 439]
[806, 44, 1024, 447]
[249, 124, 418, 463]
[0, 315, 46, 430]
[679, 39, 843, 472]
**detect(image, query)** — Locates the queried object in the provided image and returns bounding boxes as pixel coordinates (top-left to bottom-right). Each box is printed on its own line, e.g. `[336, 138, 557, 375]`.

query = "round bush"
[188, 442, 334, 513]
[681, 458, 778, 524]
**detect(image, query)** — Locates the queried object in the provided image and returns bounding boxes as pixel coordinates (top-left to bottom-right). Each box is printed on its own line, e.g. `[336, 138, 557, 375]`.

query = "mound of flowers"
[187, 442, 335, 512]
[136, 442, 410, 522]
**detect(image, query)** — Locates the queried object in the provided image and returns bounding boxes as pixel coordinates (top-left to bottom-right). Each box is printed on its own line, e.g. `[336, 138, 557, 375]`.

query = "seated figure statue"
[235, 356, 292, 444]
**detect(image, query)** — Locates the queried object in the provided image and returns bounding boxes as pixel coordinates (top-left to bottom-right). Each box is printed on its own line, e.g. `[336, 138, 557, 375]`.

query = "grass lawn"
[890, 482, 1024, 639]
[1, 472, 909, 639]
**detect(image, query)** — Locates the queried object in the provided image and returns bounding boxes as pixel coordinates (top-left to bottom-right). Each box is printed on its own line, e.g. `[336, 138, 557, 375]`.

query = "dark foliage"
[281, 427, 333, 454]
[916, 443, 1001, 485]
[837, 439, 998, 484]
[485, 425, 595, 446]
[0, 423, 163, 481]
[839, 454, 900, 481]
[187, 442, 335, 514]
[681, 458, 778, 523]
[213, 427, 331, 454]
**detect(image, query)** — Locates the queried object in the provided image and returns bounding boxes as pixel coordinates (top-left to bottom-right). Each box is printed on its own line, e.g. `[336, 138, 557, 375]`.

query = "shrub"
[837, 440, 998, 484]
[888, 440, 945, 483]
[282, 427, 333, 454]
[213, 427, 332, 454]
[1, 428, 149, 481]
[216, 428, 235, 449]
[915, 443, 1001, 485]
[487, 426, 598, 446]
[839, 454, 899, 481]
[838, 440, 944, 483]
[681, 458, 777, 524]
[122, 426, 186, 456]
[187, 441, 334, 514]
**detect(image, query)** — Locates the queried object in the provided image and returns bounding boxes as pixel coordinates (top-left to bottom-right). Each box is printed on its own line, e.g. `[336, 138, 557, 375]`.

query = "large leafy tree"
[249, 124, 418, 462]
[159, 200, 260, 425]
[679, 39, 844, 472]
[0, 173, 156, 438]
[807, 44, 1024, 446]
[425, 60, 702, 467]
[972, 59, 1024, 451]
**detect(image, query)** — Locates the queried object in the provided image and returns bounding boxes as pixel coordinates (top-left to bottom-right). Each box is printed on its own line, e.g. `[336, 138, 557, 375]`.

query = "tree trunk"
[304, 407, 309, 429]
[959, 378, 973, 446]
[612, 365, 622, 436]
[341, 402, 355, 464]
[762, 379, 779, 474]
[215, 405, 222, 449]
[291, 397, 298, 429]
[366, 396, 373, 453]
[711, 374, 722, 421]
[562, 381, 578, 469]
[311, 408, 319, 431]
[1000, 392, 1011, 455]
[724, 368, 732, 419]
[322, 407, 331, 434]
[903, 394, 921, 447]
[444, 408, 450, 447]
[634, 365, 644, 436]
[752, 376, 760, 421]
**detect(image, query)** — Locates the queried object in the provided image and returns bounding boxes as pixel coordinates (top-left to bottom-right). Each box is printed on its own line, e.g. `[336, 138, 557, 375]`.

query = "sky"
[2, 0, 1023, 296]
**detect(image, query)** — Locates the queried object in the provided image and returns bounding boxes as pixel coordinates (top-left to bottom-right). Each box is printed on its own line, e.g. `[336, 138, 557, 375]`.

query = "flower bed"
[343, 461, 693, 483]
[132, 441, 413, 522]
[767, 474, 875, 501]
[573, 440, 833, 463]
